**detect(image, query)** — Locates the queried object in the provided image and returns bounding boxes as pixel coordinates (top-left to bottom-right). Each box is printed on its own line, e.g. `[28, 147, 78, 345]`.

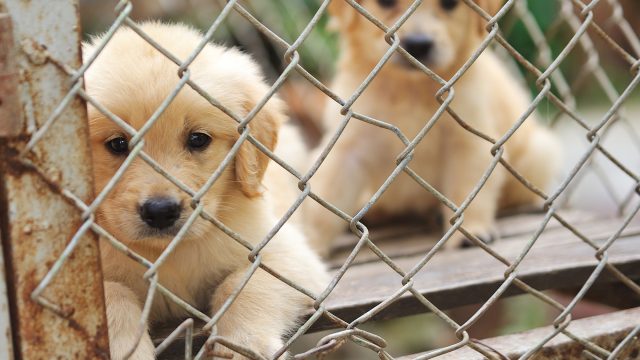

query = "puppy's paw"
[445, 223, 498, 249]
[206, 334, 285, 360]
[103, 281, 155, 360]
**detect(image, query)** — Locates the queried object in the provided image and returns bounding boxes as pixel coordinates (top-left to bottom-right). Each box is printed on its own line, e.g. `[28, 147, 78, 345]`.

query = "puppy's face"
[84, 24, 282, 244]
[330, 0, 501, 75]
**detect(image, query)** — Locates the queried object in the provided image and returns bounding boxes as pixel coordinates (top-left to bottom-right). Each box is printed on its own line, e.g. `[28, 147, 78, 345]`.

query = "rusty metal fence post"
[0, 0, 109, 358]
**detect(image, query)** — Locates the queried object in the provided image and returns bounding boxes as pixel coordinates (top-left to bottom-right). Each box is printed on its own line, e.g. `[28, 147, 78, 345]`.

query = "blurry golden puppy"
[305, 0, 560, 254]
[84, 23, 327, 360]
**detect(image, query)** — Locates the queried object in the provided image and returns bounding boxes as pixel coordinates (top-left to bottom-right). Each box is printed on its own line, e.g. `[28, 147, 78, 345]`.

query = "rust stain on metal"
[1, 148, 111, 359]
[0, 194, 14, 358]
[0, 13, 23, 138]
[19, 38, 48, 65]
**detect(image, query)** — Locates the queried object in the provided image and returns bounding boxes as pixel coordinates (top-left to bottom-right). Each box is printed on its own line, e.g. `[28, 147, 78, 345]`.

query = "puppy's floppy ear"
[327, 0, 362, 31]
[235, 94, 285, 197]
[474, 0, 503, 35]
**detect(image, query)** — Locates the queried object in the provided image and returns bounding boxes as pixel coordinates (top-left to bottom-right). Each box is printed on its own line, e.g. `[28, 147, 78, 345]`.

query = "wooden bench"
[156, 209, 640, 358]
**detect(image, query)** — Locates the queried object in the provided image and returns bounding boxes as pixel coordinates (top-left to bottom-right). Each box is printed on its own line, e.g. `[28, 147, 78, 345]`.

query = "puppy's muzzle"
[401, 34, 434, 62]
[139, 197, 182, 229]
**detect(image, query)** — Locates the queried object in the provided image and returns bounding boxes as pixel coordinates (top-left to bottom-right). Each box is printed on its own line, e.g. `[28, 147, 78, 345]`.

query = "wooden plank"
[311, 216, 640, 331]
[559, 282, 640, 310]
[327, 209, 607, 268]
[398, 307, 640, 359]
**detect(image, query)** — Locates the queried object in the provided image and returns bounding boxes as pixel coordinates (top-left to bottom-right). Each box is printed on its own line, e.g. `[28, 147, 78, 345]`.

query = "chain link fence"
[1, 0, 639, 359]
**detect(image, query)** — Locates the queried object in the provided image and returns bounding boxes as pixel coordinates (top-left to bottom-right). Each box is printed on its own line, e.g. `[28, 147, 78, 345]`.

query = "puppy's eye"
[106, 136, 129, 155]
[440, 0, 459, 11]
[378, 0, 396, 8]
[187, 132, 212, 150]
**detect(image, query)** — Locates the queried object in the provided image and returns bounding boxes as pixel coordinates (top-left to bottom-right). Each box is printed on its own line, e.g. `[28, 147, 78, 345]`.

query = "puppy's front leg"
[209, 266, 310, 360]
[441, 129, 505, 249]
[104, 281, 155, 360]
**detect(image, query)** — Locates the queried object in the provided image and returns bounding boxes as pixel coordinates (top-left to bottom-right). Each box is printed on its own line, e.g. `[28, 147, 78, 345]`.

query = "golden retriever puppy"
[305, 0, 560, 255]
[84, 23, 328, 360]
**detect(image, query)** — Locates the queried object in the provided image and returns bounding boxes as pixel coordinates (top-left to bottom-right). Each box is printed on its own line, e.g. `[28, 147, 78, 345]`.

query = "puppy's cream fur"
[305, 0, 561, 254]
[85, 23, 327, 360]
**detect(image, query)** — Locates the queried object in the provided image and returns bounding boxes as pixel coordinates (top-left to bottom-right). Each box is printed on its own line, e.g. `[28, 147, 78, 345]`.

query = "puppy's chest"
[357, 91, 450, 213]
[152, 252, 231, 315]
[358, 91, 441, 136]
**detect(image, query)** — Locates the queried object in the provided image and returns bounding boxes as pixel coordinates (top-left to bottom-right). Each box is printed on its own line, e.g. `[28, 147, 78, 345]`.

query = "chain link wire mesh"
[2, 0, 640, 359]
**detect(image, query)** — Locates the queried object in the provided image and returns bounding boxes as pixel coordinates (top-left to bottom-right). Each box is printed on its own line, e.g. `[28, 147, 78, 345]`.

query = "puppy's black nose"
[139, 197, 181, 229]
[401, 34, 434, 60]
